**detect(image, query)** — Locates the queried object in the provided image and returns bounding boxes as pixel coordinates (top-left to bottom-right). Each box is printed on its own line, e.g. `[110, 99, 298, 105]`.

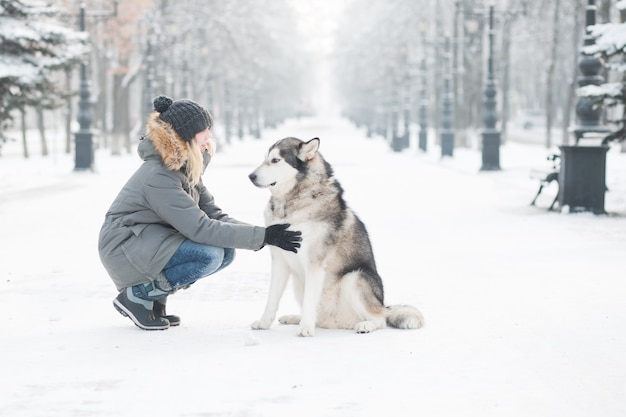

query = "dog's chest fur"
[268, 175, 343, 226]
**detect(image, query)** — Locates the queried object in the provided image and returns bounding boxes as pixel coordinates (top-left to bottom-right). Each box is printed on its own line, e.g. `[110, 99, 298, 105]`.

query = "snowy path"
[1, 116, 625, 417]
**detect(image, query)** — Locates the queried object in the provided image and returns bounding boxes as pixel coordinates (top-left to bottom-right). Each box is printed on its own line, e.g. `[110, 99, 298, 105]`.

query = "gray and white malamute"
[248, 137, 424, 337]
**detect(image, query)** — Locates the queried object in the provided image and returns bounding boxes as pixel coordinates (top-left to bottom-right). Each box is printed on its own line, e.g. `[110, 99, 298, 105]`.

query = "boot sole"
[113, 299, 170, 330]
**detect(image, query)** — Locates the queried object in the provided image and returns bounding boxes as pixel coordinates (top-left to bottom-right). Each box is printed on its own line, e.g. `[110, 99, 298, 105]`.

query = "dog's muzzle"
[248, 173, 275, 187]
[248, 172, 259, 186]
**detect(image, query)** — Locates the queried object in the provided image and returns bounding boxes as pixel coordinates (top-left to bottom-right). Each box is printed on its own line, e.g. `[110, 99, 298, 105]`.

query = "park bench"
[529, 153, 560, 211]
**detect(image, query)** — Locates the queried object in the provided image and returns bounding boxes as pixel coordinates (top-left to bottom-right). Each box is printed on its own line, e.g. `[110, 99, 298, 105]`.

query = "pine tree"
[0, 0, 87, 149]
[578, 1, 626, 144]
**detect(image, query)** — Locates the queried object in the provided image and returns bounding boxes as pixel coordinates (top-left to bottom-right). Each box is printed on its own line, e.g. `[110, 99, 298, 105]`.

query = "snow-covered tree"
[578, 0, 626, 144]
[0, 0, 87, 150]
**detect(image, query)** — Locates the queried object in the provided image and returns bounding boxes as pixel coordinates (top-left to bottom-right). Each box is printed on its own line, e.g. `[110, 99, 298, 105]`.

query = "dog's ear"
[299, 138, 320, 161]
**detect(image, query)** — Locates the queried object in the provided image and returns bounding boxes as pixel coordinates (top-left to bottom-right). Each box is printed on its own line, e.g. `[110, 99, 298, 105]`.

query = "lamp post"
[480, 4, 501, 171]
[573, 0, 609, 142]
[558, 0, 609, 214]
[73, 1, 117, 171]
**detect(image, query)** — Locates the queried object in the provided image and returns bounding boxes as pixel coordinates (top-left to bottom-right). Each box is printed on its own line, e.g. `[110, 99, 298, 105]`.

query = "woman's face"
[194, 127, 212, 153]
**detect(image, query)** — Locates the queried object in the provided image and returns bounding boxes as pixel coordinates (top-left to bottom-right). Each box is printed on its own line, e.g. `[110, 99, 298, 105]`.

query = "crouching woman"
[98, 95, 301, 330]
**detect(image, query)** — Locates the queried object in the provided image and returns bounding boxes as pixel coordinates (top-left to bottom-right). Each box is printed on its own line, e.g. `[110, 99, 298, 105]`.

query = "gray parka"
[98, 113, 265, 291]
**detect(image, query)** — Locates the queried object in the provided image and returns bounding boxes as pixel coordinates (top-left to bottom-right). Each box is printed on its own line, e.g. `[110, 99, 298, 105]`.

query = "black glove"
[264, 224, 302, 253]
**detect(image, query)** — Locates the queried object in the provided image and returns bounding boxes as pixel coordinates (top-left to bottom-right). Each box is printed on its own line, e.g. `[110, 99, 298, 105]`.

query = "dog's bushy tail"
[385, 304, 424, 329]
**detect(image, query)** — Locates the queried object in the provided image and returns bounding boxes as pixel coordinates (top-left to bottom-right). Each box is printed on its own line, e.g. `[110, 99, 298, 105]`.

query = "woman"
[98, 95, 301, 330]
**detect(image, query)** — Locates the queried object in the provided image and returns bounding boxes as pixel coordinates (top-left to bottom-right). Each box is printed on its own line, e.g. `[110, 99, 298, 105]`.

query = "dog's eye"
[271, 158, 280, 164]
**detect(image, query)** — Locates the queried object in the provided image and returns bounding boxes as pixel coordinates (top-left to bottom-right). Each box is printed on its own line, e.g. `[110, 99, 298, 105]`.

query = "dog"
[248, 137, 424, 337]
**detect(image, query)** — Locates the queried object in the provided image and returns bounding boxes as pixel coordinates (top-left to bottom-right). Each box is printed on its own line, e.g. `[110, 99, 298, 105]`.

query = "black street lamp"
[480, 4, 501, 171]
[558, 0, 609, 214]
[572, 0, 610, 142]
[74, 1, 118, 172]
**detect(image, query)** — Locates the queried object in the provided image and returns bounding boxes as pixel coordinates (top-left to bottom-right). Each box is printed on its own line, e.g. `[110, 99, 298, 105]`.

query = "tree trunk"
[500, 18, 513, 145]
[598, 0, 611, 93]
[546, 0, 561, 149]
[110, 73, 122, 156]
[94, 46, 109, 149]
[65, 68, 73, 154]
[619, 3, 626, 153]
[563, 0, 585, 145]
[433, 0, 442, 142]
[37, 106, 49, 156]
[453, 1, 467, 147]
[20, 108, 29, 159]
[111, 72, 132, 155]
[598, 0, 611, 23]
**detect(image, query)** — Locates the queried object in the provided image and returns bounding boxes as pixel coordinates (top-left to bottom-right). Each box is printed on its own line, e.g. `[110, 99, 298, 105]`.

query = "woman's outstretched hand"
[264, 224, 302, 253]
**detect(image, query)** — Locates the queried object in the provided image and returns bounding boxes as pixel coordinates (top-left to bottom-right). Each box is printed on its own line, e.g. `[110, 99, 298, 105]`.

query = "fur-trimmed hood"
[140, 113, 190, 171]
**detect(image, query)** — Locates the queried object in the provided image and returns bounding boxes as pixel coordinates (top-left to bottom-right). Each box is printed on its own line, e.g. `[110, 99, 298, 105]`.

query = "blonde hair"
[185, 140, 204, 188]
[184, 136, 217, 187]
[206, 136, 217, 156]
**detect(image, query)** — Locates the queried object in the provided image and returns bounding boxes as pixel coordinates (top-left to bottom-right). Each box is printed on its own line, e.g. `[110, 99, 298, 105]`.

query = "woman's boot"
[153, 296, 181, 326]
[113, 287, 170, 330]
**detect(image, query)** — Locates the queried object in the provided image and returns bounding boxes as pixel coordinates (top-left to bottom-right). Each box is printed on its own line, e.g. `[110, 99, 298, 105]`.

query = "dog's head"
[248, 137, 320, 191]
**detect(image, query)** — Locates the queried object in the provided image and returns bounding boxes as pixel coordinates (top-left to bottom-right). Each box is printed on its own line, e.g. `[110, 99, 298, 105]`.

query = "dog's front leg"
[251, 254, 290, 330]
[297, 269, 325, 337]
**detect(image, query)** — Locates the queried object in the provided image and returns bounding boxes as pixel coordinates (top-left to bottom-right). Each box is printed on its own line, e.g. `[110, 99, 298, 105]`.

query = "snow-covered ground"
[1, 116, 625, 417]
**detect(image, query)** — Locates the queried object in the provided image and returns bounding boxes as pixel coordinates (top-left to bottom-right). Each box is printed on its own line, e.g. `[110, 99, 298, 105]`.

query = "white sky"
[289, 0, 353, 115]
[289, 0, 352, 54]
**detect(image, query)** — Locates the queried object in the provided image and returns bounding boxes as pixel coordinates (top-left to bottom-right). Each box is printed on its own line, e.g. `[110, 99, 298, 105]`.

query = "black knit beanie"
[153, 95, 213, 141]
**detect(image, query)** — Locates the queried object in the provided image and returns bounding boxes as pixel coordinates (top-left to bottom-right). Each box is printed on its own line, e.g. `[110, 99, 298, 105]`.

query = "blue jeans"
[160, 240, 235, 291]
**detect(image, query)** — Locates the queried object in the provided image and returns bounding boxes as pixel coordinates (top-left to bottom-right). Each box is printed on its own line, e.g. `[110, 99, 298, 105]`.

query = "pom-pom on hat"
[153, 95, 213, 141]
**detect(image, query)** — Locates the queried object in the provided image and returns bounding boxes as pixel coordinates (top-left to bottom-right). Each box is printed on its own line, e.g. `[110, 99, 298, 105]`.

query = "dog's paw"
[355, 321, 376, 333]
[297, 324, 315, 337]
[278, 314, 301, 325]
[250, 319, 271, 330]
